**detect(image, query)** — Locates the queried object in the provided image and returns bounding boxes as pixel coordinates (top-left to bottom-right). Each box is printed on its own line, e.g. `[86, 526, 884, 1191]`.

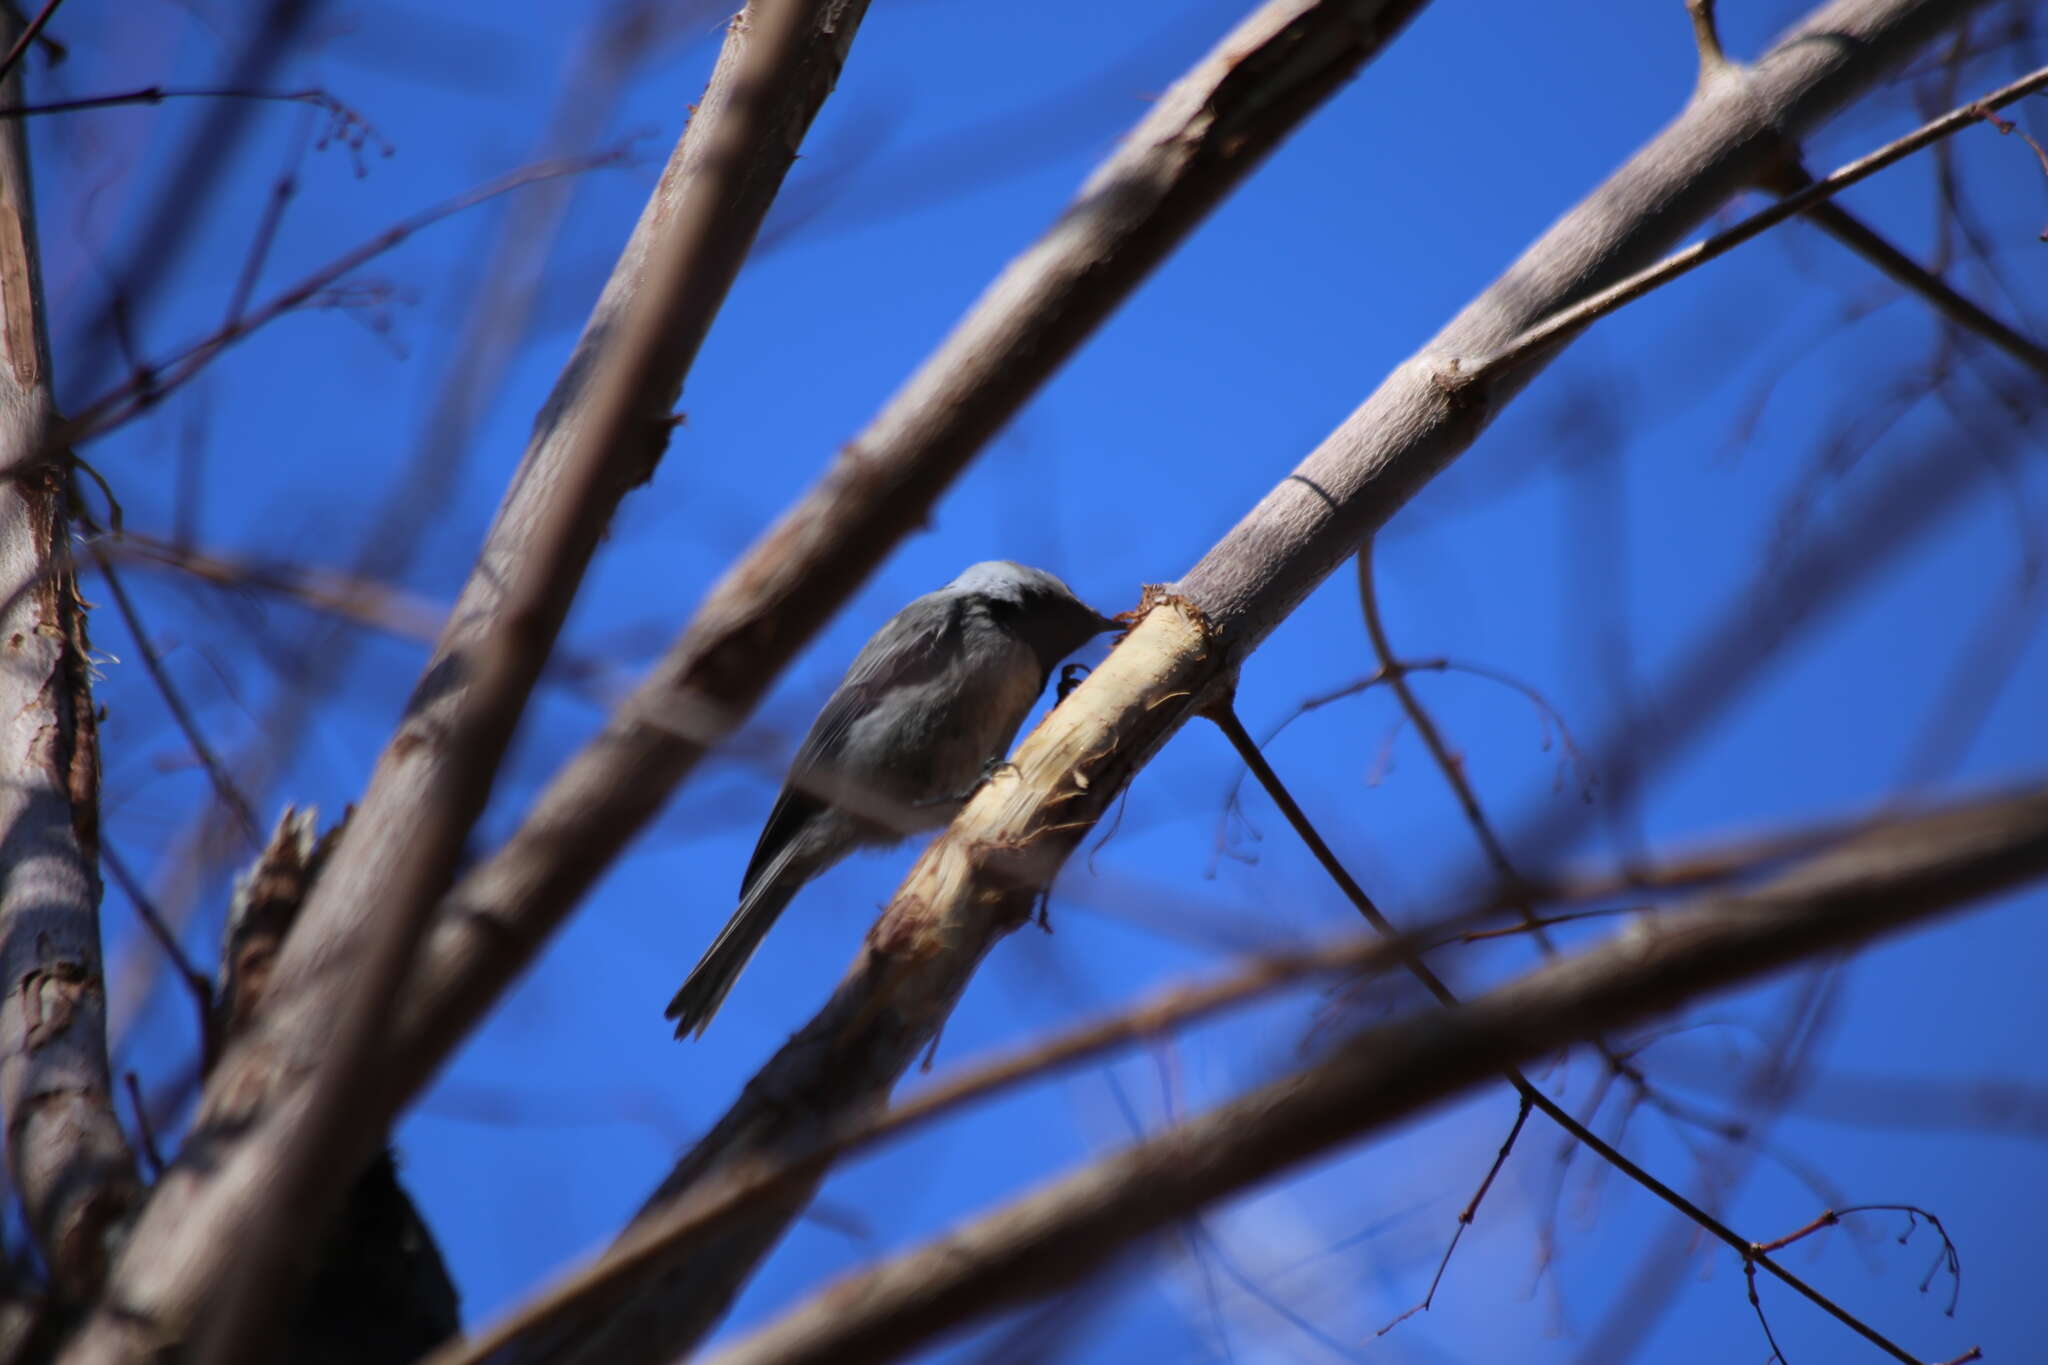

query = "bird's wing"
[739, 592, 966, 895]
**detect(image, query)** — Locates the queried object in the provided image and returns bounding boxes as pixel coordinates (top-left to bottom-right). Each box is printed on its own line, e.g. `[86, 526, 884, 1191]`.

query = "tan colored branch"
[60, 2, 876, 1360]
[0, 7, 139, 1303]
[503, 2, 1990, 1360]
[700, 787, 2048, 1365]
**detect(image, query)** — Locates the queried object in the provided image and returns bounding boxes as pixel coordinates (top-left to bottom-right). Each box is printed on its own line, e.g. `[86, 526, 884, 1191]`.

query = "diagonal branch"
[57, 151, 623, 447]
[696, 786, 2048, 1365]
[1769, 162, 2048, 381]
[1471, 60, 2048, 389]
[0, 7, 140, 1304]
[87, 548, 259, 842]
[61, 2, 877, 1360]
[433, 923, 1422, 1365]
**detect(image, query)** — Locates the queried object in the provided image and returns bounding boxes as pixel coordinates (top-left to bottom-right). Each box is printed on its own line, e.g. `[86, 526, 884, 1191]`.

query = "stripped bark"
[0, 7, 139, 1303]
[476, 2, 1987, 1360]
[59, 3, 875, 1360]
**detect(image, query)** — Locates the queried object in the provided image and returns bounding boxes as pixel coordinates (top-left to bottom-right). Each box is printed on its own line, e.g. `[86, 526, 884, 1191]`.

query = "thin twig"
[1792, 188, 2048, 380]
[225, 106, 319, 329]
[1360, 544, 1780, 1177]
[54, 150, 628, 448]
[0, 0, 63, 87]
[1212, 653, 1584, 869]
[1377, 1094, 1532, 1334]
[91, 544, 261, 842]
[0, 86, 367, 122]
[100, 842, 215, 1057]
[122, 1073, 165, 1178]
[1744, 1258, 1790, 1364]
[1754, 1204, 1965, 1315]
[1475, 63, 2048, 382]
[1357, 547, 1553, 922]
[1210, 704, 1931, 1365]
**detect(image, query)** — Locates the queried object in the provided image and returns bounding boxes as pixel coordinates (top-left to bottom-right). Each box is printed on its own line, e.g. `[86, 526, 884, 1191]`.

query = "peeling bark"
[0, 7, 138, 1304]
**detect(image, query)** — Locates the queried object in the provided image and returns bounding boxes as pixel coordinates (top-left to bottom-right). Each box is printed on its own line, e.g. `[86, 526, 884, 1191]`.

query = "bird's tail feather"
[666, 846, 807, 1038]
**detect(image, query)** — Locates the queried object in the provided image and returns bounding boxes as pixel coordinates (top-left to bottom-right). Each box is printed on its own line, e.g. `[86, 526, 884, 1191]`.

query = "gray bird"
[667, 561, 1119, 1037]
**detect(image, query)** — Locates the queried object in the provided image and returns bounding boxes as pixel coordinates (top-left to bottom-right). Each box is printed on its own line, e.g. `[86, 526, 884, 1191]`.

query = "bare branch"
[58, 151, 623, 446]
[387, 5, 1442, 1353]
[87, 547, 259, 842]
[0, 0, 65, 88]
[441, 771, 2045, 1365]
[62, 2, 877, 1360]
[1781, 173, 2048, 381]
[697, 788, 2046, 1365]
[398, 0, 1442, 1098]
[434, 923, 1420, 1365]
[0, 7, 139, 1302]
[1470, 61, 2048, 389]
[65, 0, 327, 404]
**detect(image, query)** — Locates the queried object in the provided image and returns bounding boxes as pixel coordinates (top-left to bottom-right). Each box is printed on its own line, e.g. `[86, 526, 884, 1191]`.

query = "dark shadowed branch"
[694, 787, 2046, 1365]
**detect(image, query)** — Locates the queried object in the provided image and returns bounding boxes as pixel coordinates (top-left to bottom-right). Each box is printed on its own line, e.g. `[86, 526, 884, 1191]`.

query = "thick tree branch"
[0, 7, 139, 1302]
[526, 1, 1989, 1358]
[700, 787, 2048, 1365]
[60, 2, 874, 1360]
[432, 779, 2020, 1365]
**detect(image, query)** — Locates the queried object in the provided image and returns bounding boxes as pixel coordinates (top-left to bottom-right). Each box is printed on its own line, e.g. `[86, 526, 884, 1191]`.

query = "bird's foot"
[915, 759, 1019, 809]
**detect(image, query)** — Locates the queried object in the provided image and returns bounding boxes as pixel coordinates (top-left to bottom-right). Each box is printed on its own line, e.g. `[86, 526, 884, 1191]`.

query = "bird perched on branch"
[667, 561, 1120, 1037]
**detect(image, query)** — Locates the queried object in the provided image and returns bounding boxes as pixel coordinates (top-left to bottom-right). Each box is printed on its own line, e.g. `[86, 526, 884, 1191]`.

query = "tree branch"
[430, 778, 2023, 1365]
[60, 2, 876, 1360]
[699, 786, 2048, 1365]
[0, 6, 139, 1303]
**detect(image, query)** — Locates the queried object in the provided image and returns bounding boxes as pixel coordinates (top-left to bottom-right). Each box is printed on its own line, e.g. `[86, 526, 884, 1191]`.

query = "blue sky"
[41, 1, 2048, 1362]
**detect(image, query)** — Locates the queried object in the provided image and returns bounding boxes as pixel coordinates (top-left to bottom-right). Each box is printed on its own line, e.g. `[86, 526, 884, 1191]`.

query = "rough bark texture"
[209, 809, 461, 1364]
[699, 787, 2048, 1365]
[57, 4, 873, 1361]
[0, 9, 139, 1304]
[490, 1, 1983, 1360]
